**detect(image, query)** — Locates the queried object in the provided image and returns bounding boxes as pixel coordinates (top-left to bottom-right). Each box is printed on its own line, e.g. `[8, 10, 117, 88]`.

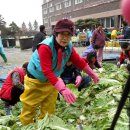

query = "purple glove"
[75, 76, 82, 88]
[83, 65, 99, 83]
[54, 78, 76, 104]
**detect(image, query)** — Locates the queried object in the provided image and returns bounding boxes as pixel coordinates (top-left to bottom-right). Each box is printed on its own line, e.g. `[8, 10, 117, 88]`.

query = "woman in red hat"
[20, 19, 99, 125]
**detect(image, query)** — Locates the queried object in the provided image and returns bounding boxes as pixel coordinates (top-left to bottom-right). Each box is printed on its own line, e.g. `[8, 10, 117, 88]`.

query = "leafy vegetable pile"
[0, 63, 129, 130]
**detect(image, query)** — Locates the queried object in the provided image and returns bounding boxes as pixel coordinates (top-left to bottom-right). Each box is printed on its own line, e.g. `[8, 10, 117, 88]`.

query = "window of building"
[49, 7, 54, 12]
[75, 0, 83, 4]
[50, 17, 52, 23]
[106, 17, 110, 28]
[43, 0, 49, 4]
[43, 0, 46, 4]
[64, 0, 71, 7]
[110, 17, 115, 27]
[43, 18, 48, 23]
[48, 2, 54, 12]
[49, 2, 52, 7]
[56, 3, 62, 10]
[43, 8, 48, 14]
[99, 17, 115, 28]
[100, 18, 105, 27]
[120, 16, 124, 28]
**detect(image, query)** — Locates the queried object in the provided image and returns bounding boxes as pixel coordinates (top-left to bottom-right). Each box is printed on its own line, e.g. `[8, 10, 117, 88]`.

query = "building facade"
[42, 0, 122, 34]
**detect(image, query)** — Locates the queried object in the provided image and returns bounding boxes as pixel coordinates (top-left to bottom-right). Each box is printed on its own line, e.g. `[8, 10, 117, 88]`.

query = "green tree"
[28, 22, 33, 31]
[21, 22, 27, 36]
[0, 14, 6, 28]
[9, 22, 20, 37]
[75, 18, 100, 31]
[33, 20, 38, 31]
[0, 15, 11, 38]
[28, 22, 33, 36]
[75, 19, 86, 31]
[85, 18, 100, 29]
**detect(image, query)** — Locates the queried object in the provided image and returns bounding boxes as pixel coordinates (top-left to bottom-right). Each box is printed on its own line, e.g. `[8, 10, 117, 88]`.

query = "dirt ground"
[0, 48, 32, 77]
[0, 47, 86, 76]
[0, 47, 85, 65]
[0, 46, 120, 88]
[0, 48, 32, 65]
[0, 46, 120, 76]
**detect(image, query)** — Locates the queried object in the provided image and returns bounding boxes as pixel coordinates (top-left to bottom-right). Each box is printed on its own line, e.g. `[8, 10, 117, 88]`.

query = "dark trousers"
[63, 75, 91, 91]
[2, 86, 24, 106]
[78, 76, 91, 91]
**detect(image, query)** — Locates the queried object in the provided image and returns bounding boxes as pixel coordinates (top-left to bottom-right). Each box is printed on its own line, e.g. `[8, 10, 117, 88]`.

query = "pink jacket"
[91, 29, 106, 47]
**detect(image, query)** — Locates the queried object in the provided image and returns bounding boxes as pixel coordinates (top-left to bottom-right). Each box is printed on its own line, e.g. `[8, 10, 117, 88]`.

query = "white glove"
[98, 68, 104, 73]
[120, 64, 127, 68]
[124, 58, 130, 64]
[124, 59, 128, 63]
[93, 69, 97, 72]
[117, 62, 120, 68]
[127, 59, 130, 64]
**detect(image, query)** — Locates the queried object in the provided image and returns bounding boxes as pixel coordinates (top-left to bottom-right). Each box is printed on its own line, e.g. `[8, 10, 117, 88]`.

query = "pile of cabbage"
[0, 63, 129, 130]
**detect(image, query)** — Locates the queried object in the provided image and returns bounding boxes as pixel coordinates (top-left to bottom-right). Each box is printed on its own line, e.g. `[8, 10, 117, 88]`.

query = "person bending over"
[0, 62, 28, 115]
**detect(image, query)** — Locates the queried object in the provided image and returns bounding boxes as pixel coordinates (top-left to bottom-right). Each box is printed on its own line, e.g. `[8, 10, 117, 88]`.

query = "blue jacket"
[123, 26, 130, 39]
[28, 36, 72, 82]
[81, 44, 94, 57]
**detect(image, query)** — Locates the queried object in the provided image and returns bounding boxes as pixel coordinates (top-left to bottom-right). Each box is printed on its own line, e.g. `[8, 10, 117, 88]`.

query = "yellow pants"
[20, 75, 58, 125]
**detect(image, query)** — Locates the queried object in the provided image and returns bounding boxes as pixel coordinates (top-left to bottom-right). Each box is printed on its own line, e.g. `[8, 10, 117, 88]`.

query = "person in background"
[123, 23, 130, 39]
[0, 31, 7, 63]
[82, 51, 102, 70]
[32, 25, 46, 52]
[104, 28, 111, 40]
[104, 28, 108, 36]
[77, 30, 87, 47]
[0, 62, 28, 115]
[60, 61, 91, 92]
[81, 44, 102, 71]
[86, 29, 92, 46]
[75, 29, 80, 36]
[81, 44, 101, 58]
[117, 42, 130, 68]
[19, 19, 99, 125]
[91, 24, 106, 66]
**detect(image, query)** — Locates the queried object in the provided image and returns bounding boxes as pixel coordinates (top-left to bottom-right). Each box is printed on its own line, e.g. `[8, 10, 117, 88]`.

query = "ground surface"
[0, 47, 86, 66]
[0, 46, 120, 79]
